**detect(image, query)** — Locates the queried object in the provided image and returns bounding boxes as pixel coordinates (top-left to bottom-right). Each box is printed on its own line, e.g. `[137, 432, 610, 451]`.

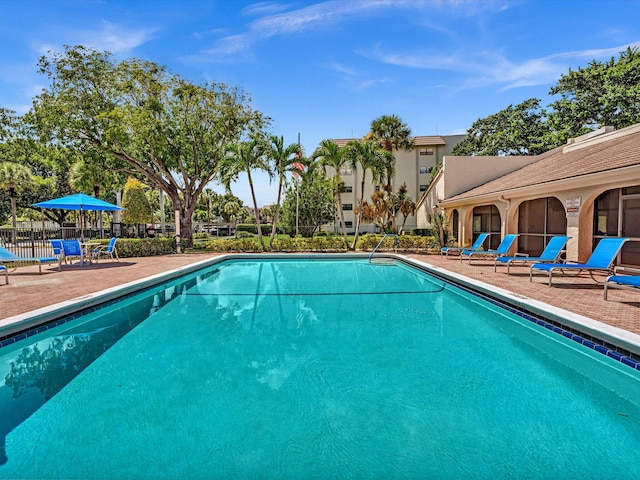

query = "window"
[342, 204, 353, 211]
[517, 197, 567, 256]
[419, 185, 427, 192]
[419, 148, 434, 155]
[339, 167, 353, 175]
[419, 166, 433, 174]
[340, 185, 352, 193]
[345, 221, 353, 228]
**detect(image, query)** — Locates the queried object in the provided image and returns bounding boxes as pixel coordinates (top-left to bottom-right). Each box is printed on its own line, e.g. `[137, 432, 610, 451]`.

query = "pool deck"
[1, 252, 639, 336]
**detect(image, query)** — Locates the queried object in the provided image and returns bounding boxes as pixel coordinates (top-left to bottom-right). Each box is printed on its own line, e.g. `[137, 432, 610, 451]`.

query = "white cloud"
[188, 0, 485, 63]
[241, 2, 294, 17]
[76, 21, 156, 54]
[30, 21, 155, 56]
[366, 41, 640, 91]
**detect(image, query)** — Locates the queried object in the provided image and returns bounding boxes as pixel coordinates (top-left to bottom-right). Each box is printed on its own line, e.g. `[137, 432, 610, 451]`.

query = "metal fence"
[0, 226, 113, 258]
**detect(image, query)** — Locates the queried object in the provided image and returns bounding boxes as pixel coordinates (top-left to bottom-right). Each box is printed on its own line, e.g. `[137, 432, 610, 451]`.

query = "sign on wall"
[566, 196, 581, 218]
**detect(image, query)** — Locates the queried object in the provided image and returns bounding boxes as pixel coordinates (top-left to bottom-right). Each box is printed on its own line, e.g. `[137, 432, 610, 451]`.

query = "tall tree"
[368, 114, 414, 152]
[279, 167, 336, 238]
[121, 177, 152, 235]
[30, 45, 266, 246]
[452, 98, 551, 156]
[265, 135, 302, 243]
[311, 140, 350, 249]
[344, 139, 393, 249]
[367, 114, 413, 191]
[220, 139, 270, 250]
[397, 183, 415, 234]
[548, 46, 640, 144]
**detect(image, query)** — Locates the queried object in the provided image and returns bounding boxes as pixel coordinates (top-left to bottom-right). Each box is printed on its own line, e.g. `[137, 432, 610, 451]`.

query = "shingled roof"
[443, 124, 640, 203]
[328, 136, 446, 148]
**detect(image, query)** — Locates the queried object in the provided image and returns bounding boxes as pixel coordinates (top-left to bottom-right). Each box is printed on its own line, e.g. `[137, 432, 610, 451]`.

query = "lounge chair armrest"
[613, 266, 640, 275]
[514, 252, 529, 257]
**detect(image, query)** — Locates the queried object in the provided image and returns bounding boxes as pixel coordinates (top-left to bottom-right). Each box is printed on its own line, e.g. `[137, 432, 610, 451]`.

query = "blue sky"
[2, 0, 639, 206]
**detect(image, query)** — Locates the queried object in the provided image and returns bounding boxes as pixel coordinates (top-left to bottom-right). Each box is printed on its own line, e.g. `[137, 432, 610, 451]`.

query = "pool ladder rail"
[369, 233, 399, 263]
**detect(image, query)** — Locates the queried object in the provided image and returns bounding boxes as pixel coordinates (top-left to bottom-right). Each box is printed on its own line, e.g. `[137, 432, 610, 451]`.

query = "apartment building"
[324, 134, 465, 233]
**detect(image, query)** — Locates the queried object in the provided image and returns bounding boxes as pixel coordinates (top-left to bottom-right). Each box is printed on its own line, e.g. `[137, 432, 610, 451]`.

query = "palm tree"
[344, 139, 393, 249]
[368, 114, 413, 191]
[311, 140, 350, 249]
[266, 135, 303, 244]
[200, 188, 216, 233]
[397, 183, 416, 234]
[369, 114, 414, 151]
[219, 139, 270, 250]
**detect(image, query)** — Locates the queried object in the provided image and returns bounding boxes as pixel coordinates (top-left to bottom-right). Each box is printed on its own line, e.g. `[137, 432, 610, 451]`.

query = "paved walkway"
[1, 252, 639, 335]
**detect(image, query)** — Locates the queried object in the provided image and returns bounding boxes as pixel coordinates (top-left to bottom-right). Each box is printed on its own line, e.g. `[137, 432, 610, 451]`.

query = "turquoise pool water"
[1, 257, 640, 478]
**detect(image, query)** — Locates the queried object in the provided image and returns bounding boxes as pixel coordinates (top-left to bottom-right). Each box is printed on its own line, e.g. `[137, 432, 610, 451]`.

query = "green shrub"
[206, 238, 263, 252]
[236, 223, 271, 235]
[236, 231, 255, 238]
[355, 234, 439, 252]
[104, 237, 178, 257]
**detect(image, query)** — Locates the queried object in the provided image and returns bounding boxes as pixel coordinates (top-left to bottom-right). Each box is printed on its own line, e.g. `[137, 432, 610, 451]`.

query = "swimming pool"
[1, 256, 640, 478]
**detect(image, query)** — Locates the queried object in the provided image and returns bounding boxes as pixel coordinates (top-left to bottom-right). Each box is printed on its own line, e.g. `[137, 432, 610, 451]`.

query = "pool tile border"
[441, 275, 640, 371]
[0, 298, 121, 348]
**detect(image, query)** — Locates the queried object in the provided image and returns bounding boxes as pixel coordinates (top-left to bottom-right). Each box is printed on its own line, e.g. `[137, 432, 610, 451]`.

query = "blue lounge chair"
[62, 239, 84, 265]
[604, 266, 640, 300]
[530, 237, 628, 287]
[441, 233, 490, 258]
[494, 236, 571, 275]
[0, 264, 7, 284]
[461, 234, 518, 264]
[0, 246, 61, 274]
[92, 237, 119, 263]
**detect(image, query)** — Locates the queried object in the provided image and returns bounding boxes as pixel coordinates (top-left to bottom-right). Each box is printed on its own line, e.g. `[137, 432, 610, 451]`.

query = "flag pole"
[296, 132, 301, 237]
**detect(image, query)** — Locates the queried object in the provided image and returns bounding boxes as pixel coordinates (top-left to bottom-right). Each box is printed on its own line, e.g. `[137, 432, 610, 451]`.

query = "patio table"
[80, 242, 101, 266]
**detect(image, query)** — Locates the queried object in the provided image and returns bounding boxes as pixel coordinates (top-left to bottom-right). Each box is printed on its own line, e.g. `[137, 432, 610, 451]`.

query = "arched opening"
[472, 205, 501, 249]
[593, 186, 640, 266]
[517, 197, 567, 256]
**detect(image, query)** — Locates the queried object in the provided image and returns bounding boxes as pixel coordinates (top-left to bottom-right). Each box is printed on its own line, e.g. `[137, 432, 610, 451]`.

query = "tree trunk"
[270, 174, 284, 243]
[335, 187, 350, 250]
[247, 170, 266, 251]
[351, 175, 367, 250]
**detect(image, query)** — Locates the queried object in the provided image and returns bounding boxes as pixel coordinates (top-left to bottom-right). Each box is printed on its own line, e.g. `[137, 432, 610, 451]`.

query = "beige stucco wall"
[416, 154, 540, 234]
[438, 168, 640, 263]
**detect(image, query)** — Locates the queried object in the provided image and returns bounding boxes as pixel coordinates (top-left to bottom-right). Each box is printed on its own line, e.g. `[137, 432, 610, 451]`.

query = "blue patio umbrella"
[33, 193, 124, 241]
[33, 193, 123, 211]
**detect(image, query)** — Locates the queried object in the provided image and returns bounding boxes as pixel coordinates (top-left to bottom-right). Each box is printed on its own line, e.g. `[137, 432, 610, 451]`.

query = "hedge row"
[270, 236, 348, 252]
[202, 234, 439, 253]
[105, 237, 180, 257]
[355, 234, 441, 251]
[109, 234, 441, 255]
